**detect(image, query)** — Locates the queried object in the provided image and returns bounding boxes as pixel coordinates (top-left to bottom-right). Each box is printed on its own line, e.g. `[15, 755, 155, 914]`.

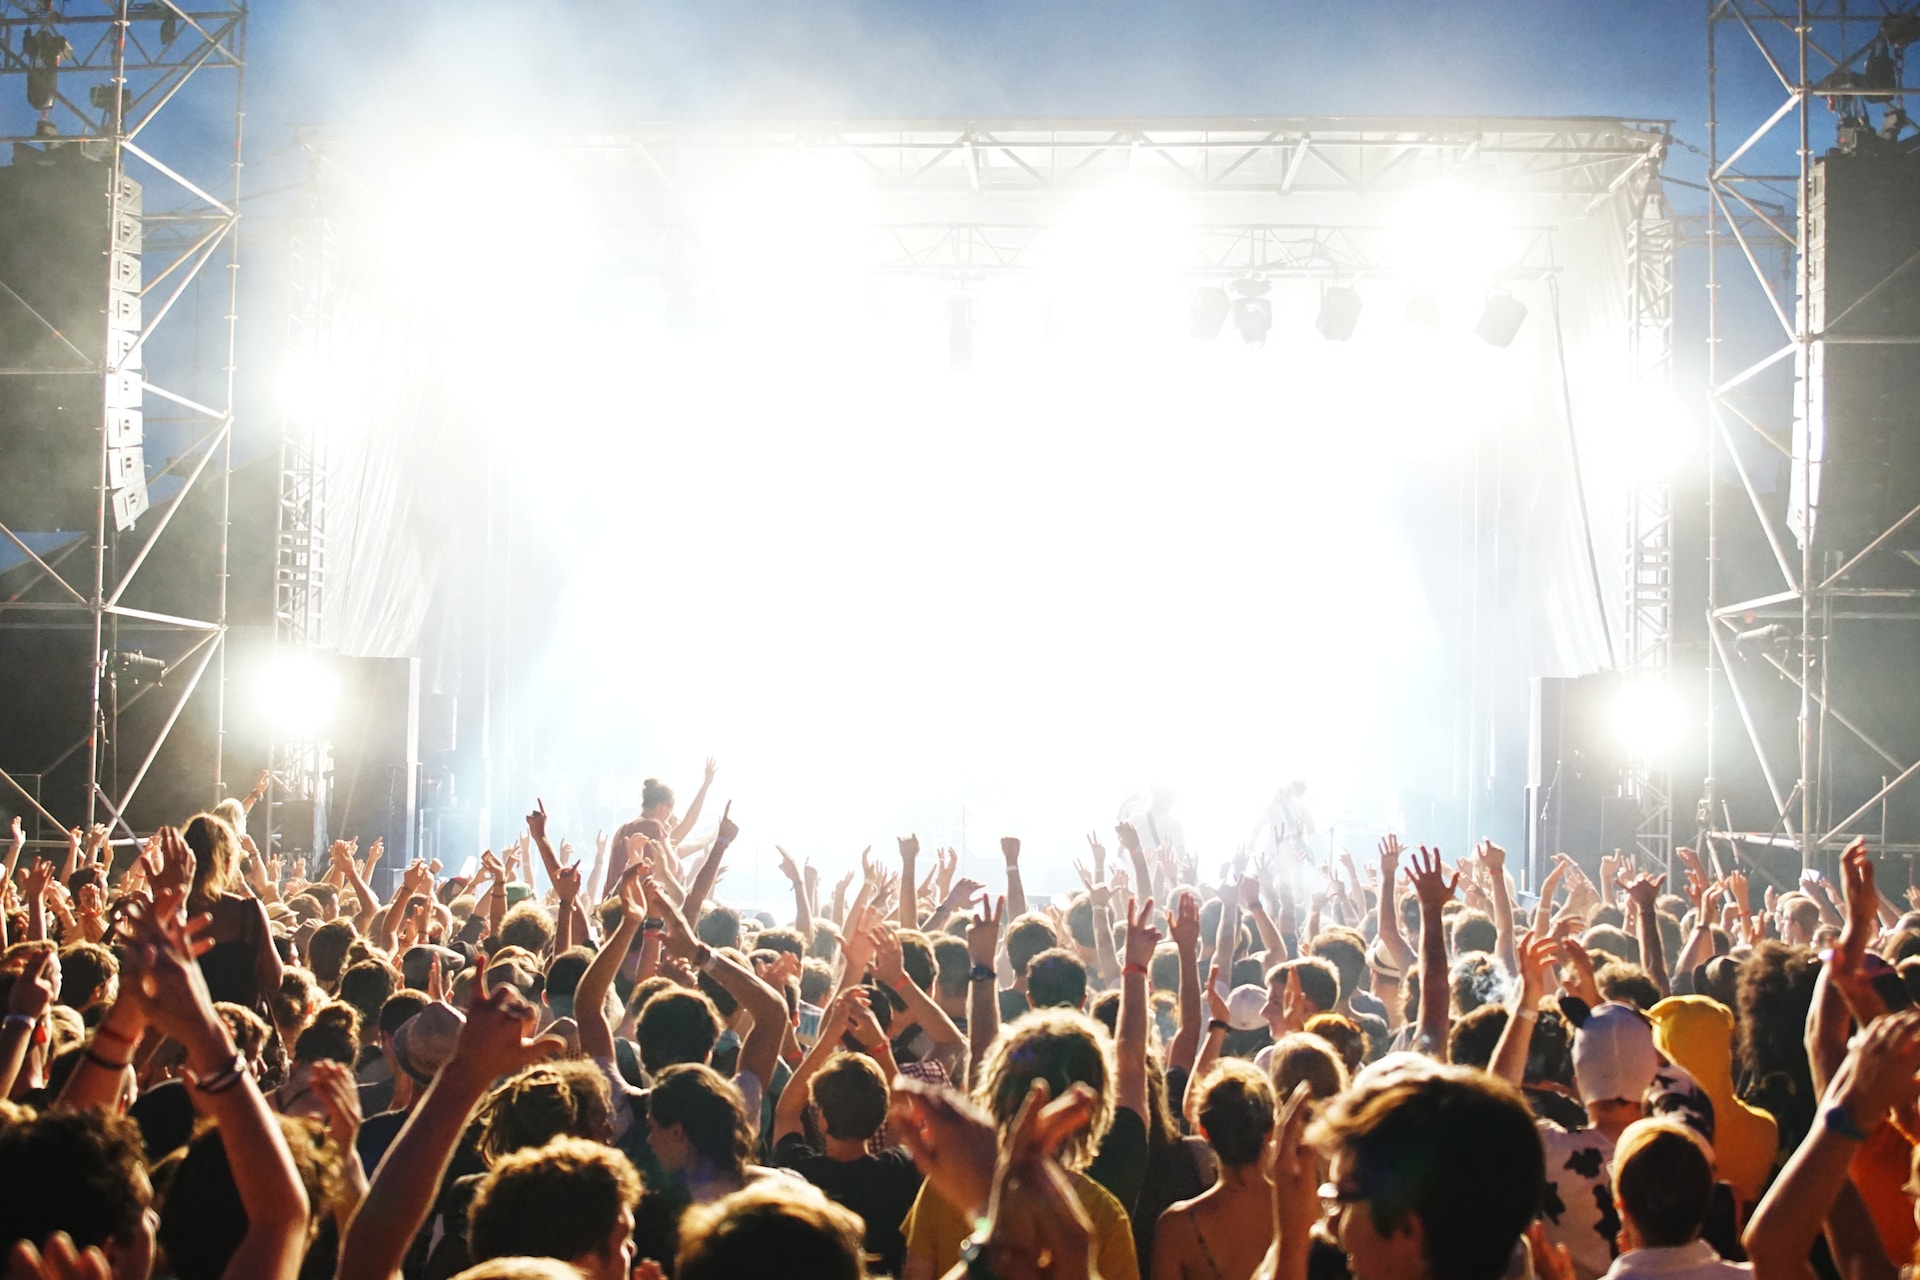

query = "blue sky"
[247, 2, 1713, 145]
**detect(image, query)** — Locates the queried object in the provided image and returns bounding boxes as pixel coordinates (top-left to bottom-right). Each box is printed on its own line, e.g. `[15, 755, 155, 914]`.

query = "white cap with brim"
[1572, 1001, 1662, 1106]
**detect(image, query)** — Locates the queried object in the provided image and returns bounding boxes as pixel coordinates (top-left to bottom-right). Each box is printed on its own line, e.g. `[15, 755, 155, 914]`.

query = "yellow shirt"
[901, 1167, 1140, 1280]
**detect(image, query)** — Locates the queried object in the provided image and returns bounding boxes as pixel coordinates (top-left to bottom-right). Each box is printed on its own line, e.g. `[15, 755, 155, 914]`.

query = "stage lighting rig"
[1474, 292, 1527, 347]
[1230, 279, 1272, 346]
[1315, 285, 1363, 342]
[1189, 286, 1229, 340]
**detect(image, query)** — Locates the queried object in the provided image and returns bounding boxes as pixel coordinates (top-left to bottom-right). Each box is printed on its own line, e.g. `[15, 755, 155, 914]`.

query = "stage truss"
[1706, 1, 1920, 863]
[0, 1, 245, 849]
[284, 116, 1676, 859]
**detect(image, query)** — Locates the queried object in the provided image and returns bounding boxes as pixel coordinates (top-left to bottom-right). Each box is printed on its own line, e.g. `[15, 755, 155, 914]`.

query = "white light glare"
[1613, 677, 1684, 759]
[1389, 179, 1511, 289]
[261, 652, 340, 738]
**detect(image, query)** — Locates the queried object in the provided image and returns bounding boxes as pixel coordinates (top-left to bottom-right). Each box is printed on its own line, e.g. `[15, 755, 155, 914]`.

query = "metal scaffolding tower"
[1706, 1, 1920, 864]
[0, 1, 246, 846]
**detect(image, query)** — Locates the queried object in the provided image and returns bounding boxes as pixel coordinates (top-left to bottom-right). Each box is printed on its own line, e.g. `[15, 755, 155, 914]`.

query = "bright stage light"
[1389, 179, 1511, 290]
[1612, 677, 1684, 759]
[698, 147, 877, 334]
[260, 651, 340, 738]
[1044, 179, 1191, 348]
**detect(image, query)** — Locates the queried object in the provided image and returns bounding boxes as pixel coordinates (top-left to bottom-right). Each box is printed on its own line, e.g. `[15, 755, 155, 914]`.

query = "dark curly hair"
[478, 1060, 612, 1164]
[1736, 940, 1818, 1079]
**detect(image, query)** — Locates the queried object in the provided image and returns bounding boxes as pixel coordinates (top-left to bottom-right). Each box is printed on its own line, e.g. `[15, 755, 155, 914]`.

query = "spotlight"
[1405, 292, 1441, 330]
[1612, 677, 1684, 759]
[663, 284, 697, 340]
[948, 295, 973, 375]
[1230, 279, 1272, 347]
[1189, 286, 1229, 340]
[1316, 285, 1363, 342]
[261, 651, 340, 739]
[1475, 292, 1528, 347]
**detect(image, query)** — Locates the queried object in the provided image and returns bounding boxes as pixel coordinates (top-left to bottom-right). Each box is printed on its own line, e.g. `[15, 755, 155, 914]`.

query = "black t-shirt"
[1085, 1105, 1148, 1216]
[770, 1134, 924, 1278]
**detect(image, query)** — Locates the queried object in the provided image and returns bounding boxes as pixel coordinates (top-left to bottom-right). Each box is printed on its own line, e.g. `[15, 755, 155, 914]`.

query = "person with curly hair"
[898, 1006, 1139, 1280]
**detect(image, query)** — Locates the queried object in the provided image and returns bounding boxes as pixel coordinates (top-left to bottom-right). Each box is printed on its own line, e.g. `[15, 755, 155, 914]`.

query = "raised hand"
[1115, 821, 1142, 856]
[4, 1233, 116, 1280]
[845, 989, 890, 1054]
[8, 815, 22, 853]
[1236, 874, 1263, 910]
[713, 801, 738, 847]
[1830, 1008, 1920, 1136]
[449, 969, 567, 1086]
[1623, 871, 1666, 915]
[143, 827, 196, 902]
[703, 756, 718, 787]
[1168, 890, 1200, 954]
[897, 834, 920, 861]
[967, 893, 1005, 967]
[9, 948, 56, 1020]
[870, 922, 908, 989]
[1000, 836, 1021, 866]
[1406, 846, 1459, 910]
[553, 862, 582, 903]
[309, 1059, 364, 1151]
[1515, 929, 1560, 1003]
[775, 845, 802, 885]
[20, 859, 52, 906]
[1205, 965, 1231, 1024]
[1123, 898, 1160, 970]
[1727, 870, 1751, 917]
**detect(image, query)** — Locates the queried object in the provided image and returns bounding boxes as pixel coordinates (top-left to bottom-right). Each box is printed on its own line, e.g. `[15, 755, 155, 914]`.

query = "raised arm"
[1744, 1010, 1920, 1280]
[1001, 837, 1028, 921]
[335, 975, 565, 1280]
[872, 922, 965, 1070]
[659, 882, 786, 1096]
[577, 871, 647, 1062]
[774, 987, 861, 1143]
[670, 757, 718, 846]
[1182, 966, 1233, 1128]
[776, 846, 813, 937]
[123, 851, 311, 1280]
[1115, 899, 1158, 1126]
[1624, 871, 1670, 997]
[1489, 931, 1556, 1086]
[966, 894, 1005, 1087]
[1080, 836, 1121, 986]
[680, 801, 736, 922]
[1374, 836, 1414, 975]
[1408, 846, 1458, 1058]
[1480, 841, 1519, 977]
[897, 834, 921, 930]
[1240, 875, 1286, 968]
[1167, 892, 1204, 1074]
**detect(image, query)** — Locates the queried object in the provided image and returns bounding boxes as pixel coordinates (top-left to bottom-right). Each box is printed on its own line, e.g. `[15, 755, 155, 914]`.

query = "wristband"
[968, 964, 995, 984]
[1122, 963, 1149, 978]
[1208, 1018, 1231, 1036]
[641, 918, 665, 935]
[1511, 1006, 1539, 1023]
[82, 1046, 131, 1072]
[1823, 1102, 1872, 1143]
[696, 946, 719, 973]
[188, 1052, 249, 1096]
[93, 1022, 138, 1046]
[2, 1013, 35, 1031]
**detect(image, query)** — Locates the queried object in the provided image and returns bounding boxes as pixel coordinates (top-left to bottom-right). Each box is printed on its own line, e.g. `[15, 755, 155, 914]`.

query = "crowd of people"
[3, 760, 1920, 1280]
